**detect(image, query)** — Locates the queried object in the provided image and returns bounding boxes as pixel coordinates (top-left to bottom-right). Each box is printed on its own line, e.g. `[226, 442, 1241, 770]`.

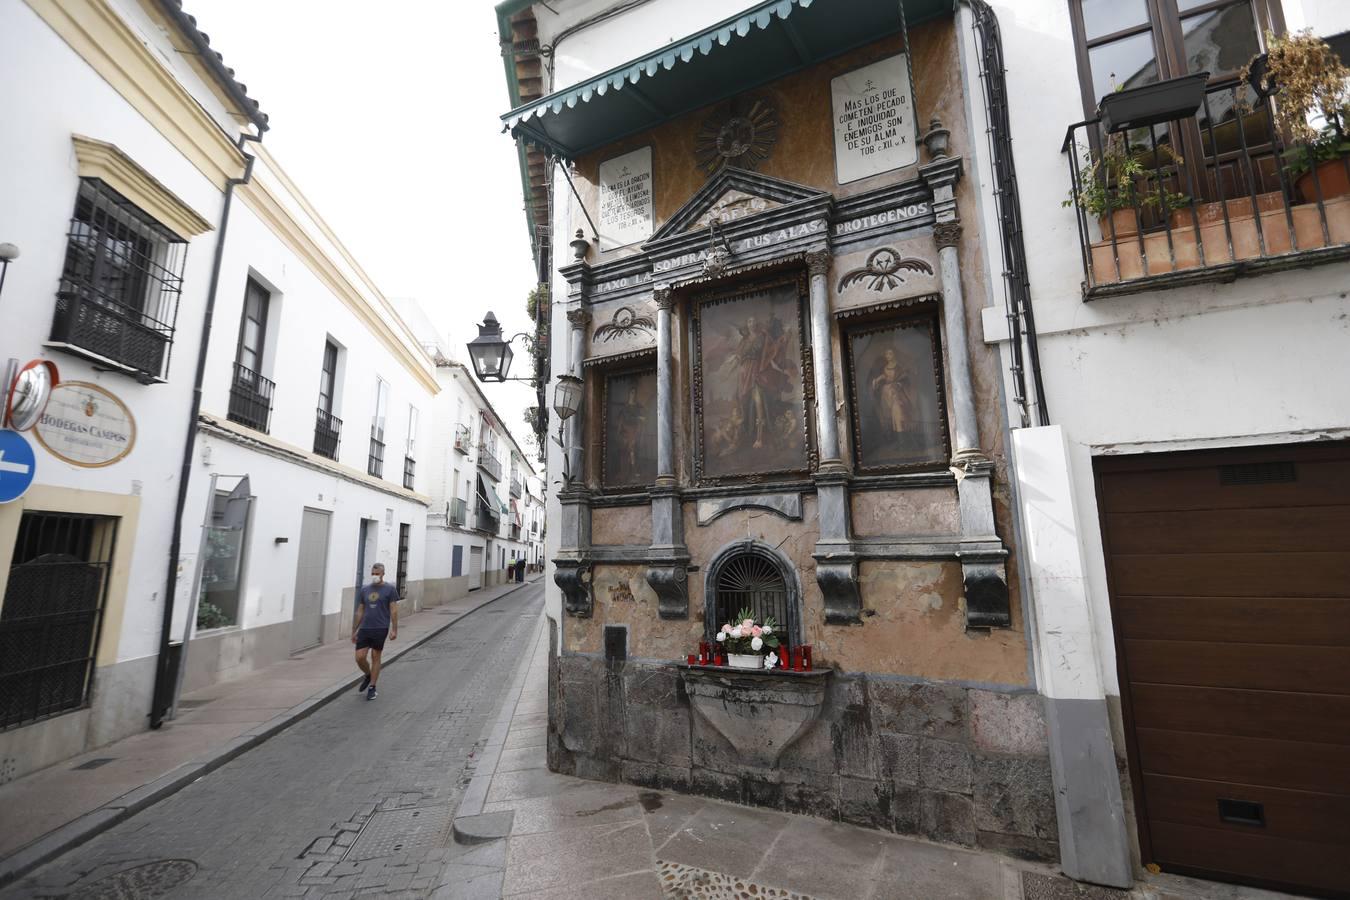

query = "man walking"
[352, 562, 398, 700]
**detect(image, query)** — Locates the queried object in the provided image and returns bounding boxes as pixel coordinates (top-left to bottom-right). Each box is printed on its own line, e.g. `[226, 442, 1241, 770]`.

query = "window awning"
[500, 0, 954, 159]
[476, 477, 507, 517]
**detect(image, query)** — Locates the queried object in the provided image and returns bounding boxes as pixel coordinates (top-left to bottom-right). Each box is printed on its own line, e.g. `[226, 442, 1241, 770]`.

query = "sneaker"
[358, 674, 370, 693]
[367, 685, 378, 701]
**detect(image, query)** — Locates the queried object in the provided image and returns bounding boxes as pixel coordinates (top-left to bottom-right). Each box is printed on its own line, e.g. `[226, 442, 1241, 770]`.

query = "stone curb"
[452, 614, 545, 829]
[0, 577, 543, 890]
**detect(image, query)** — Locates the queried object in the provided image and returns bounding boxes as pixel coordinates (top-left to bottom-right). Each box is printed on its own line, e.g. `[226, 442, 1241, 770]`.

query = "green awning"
[500, 0, 955, 159]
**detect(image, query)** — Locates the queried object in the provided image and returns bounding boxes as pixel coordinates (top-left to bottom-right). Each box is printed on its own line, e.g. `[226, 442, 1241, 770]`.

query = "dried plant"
[1245, 29, 1349, 148]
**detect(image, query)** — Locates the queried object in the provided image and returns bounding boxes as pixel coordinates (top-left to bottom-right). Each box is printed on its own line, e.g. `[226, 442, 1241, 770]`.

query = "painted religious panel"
[844, 312, 949, 472]
[693, 277, 811, 482]
[602, 367, 658, 488]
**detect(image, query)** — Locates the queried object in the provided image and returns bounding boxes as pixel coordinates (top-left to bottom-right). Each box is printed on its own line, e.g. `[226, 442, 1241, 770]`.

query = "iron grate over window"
[1, 512, 117, 730]
[711, 552, 797, 645]
[51, 178, 185, 381]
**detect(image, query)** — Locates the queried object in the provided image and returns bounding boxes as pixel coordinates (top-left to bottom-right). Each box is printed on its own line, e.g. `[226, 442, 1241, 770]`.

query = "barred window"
[51, 178, 186, 382]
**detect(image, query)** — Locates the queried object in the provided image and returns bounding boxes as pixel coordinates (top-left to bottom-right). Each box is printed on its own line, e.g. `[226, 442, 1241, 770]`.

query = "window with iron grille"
[0, 512, 117, 730]
[706, 548, 801, 646]
[314, 340, 343, 459]
[51, 178, 186, 381]
[227, 278, 275, 432]
[397, 523, 411, 599]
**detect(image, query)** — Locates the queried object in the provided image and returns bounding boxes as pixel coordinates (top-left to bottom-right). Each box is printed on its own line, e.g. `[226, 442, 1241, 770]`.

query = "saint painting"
[846, 316, 949, 471]
[696, 281, 808, 480]
[602, 368, 657, 487]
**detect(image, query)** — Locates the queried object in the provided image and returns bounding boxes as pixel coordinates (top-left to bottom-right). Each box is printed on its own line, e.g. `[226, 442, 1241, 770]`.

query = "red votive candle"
[715, 652, 726, 666]
[699, 641, 710, 659]
[802, 645, 813, 671]
[792, 648, 805, 671]
[778, 644, 790, 669]
[687, 654, 697, 665]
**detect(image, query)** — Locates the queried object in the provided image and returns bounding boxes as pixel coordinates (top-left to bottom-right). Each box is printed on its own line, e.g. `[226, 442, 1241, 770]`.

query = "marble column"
[646, 284, 689, 619]
[555, 304, 593, 617]
[804, 249, 862, 625]
[920, 157, 1010, 629]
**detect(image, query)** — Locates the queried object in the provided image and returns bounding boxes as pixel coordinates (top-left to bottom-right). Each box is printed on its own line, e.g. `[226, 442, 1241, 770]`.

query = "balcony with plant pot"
[1062, 35, 1350, 299]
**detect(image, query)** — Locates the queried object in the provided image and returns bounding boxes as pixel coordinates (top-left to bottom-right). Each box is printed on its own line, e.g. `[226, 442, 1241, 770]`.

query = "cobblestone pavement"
[2, 584, 544, 900]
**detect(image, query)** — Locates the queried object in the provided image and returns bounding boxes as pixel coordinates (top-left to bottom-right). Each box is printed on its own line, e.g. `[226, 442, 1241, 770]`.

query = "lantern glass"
[552, 374, 583, 421]
[467, 312, 511, 382]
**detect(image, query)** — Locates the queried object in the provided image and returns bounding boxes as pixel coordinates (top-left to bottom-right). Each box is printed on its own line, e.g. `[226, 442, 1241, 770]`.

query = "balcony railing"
[476, 501, 500, 534]
[453, 424, 470, 454]
[51, 289, 172, 381]
[477, 443, 502, 480]
[510, 524, 522, 540]
[1063, 75, 1350, 299]
[449, 497, 467, 526]
[368, 431, 385, 478]
[403, 456, 416, 491]
[314, 407, 342, 460]
[509, 474, 522, 498]
[227, 362, 275, 433]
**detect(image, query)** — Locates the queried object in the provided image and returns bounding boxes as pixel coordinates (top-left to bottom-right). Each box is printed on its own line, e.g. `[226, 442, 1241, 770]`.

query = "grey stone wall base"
[1043, 697, 1133, 888]
[550, 656, 1060, 865]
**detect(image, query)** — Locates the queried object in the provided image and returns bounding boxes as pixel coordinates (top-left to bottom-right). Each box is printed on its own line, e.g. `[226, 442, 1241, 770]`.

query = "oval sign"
[34, 381, 136, 468]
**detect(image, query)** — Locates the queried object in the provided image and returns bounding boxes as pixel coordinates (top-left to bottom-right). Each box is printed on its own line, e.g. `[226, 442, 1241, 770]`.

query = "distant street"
[5, 583, 545, 900]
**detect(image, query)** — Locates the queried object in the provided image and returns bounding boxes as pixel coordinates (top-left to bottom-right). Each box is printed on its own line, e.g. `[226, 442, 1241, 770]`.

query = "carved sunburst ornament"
[593, 305, 656, 343]
[694, 97, 779, 176]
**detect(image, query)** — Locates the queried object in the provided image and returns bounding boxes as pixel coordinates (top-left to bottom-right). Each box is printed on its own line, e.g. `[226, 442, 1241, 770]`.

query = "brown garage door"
[1097, 442, 1350, 897]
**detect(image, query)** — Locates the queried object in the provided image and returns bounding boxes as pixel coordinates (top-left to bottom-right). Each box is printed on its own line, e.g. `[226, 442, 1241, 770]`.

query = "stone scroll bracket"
[554, 559, 593, 618]
[647, 483, 690, 620]
[813, 469, 862, 625]
[955, 458, 1011, 629]
[556, 487, 594, 618]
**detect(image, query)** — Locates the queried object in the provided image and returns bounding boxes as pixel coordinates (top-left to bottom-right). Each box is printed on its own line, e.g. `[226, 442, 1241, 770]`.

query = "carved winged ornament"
[837, 248, 934, 293]
[593, 305, 656, 343]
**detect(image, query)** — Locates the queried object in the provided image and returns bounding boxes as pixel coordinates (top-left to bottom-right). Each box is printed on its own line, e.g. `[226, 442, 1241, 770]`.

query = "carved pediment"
[648, 167, 829, 243]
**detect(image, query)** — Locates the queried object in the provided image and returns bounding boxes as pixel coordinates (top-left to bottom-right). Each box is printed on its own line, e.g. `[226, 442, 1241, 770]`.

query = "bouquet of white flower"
[715, 607, 781, 664]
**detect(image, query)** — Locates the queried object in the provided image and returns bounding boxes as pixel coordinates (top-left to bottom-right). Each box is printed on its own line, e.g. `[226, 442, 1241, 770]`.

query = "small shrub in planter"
[1065, 135, 1189, 239]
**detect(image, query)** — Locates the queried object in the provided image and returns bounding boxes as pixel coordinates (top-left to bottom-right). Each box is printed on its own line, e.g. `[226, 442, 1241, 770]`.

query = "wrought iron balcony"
[227, 362, 275, 433]
[368, 431, 385, 479]
[403, 456, 416, 491]
[509, 474, 522, 498]
[476, 501, 500, 534]
[449, 497, 467, 526]
[1063, 77, 1350, 299]
[51, 289, 172, 381]
[476, 443, 502, 480]
[314, 408, 342, 460]
[510, 524, 522, 540]
[453, 424, 471, 454]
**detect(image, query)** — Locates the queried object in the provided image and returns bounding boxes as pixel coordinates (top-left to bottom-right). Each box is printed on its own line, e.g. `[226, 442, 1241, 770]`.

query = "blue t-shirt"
[358, 582, 399, 632]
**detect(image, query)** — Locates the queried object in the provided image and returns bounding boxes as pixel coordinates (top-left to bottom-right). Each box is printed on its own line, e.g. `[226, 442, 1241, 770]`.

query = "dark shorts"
[355, 629, 388, 652]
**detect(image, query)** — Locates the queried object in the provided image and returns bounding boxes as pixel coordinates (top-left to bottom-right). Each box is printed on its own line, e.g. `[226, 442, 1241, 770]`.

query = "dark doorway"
[1, 512, 117, 729]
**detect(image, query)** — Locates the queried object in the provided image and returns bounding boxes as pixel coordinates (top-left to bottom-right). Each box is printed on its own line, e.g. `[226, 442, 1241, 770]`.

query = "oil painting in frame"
[692, 275, 813, 483]
[844, 310, 950, 472]
[601, 365, 658, 489]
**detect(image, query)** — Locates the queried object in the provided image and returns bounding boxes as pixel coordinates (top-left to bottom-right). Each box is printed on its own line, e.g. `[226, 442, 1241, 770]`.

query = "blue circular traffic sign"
[0, 429, 37, 503]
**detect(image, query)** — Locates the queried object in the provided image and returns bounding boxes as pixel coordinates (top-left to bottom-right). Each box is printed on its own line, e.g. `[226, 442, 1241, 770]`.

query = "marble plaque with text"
[831, 54, 918, 184]
[598, 146, 654, 250]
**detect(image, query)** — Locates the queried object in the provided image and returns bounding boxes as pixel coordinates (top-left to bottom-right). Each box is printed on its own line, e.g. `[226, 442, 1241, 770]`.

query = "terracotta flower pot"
[1098, 208, 1141, 240]
[726, 653, 764, 670]
[1296, 157, 1350, 203]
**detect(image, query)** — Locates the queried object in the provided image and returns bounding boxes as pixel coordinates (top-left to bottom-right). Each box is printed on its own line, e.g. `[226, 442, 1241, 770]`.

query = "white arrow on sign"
[0, 449, 32, 476]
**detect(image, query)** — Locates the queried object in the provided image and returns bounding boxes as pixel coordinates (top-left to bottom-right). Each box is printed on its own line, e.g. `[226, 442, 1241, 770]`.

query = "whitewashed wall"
[972, 1, 1350, 699]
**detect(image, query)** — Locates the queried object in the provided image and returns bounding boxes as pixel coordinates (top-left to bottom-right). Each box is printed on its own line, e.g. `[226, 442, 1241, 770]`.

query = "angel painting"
[698, 283, 807, 479]
[848, 317, 949, 470]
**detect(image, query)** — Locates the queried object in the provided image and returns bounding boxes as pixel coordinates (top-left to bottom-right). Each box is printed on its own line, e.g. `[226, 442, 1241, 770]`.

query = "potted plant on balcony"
[715, 610, 781, 670]
[1245, 30, 1350, 201]
[1066, 134, 1190, 240]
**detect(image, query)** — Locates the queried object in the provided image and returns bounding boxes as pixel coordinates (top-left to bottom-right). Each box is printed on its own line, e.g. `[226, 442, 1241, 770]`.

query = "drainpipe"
[149, 131, 263, 729]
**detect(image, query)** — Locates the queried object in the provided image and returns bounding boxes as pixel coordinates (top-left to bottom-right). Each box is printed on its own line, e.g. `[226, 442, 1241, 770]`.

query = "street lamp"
[0, 243, 19, 304]
[552, 374, 583, 485]
[466, 311, 533, 383]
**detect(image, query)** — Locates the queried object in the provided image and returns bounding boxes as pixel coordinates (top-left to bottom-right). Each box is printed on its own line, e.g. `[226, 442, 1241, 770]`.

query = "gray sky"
[193, 0, 542, 452]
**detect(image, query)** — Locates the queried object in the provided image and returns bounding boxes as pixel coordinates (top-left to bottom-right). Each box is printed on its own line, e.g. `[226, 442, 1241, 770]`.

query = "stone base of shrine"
[547, 652, 1060, 863]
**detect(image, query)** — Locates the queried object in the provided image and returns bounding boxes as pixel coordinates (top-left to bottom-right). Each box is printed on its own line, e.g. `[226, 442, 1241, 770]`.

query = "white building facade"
[419, 349, 543, 600]
[174, 143, 438, 693]
[0, 0, 263, 779]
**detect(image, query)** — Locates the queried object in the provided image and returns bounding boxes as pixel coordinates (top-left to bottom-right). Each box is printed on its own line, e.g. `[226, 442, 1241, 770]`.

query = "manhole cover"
[346, 806, 453, 861]
[70, 859, 198, 899]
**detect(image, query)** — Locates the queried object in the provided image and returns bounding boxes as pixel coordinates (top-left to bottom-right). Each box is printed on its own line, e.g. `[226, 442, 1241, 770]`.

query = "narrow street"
[4, 584, 545, 900]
